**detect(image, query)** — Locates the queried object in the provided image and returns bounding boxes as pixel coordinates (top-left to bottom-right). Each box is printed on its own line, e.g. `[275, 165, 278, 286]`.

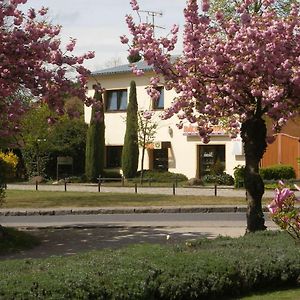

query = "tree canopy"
[123, 0, 300, 232]
[0, 0, 95, 137]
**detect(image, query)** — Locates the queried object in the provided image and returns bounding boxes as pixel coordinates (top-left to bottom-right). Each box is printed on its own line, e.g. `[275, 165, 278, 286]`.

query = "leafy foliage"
[20, 104, 87, 179]
[202, 172, 234, 185]
[136, 170, 188, 183]
[0, 232, 299, 299]
[85, 90, 105, 182]
[260, 165, 296, 180]
[234, 165, 246, 188]
[122, 81, 139, 178]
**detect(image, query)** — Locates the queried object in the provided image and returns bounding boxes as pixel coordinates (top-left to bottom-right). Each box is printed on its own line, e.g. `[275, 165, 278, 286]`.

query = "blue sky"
[24, 0, 187, 72]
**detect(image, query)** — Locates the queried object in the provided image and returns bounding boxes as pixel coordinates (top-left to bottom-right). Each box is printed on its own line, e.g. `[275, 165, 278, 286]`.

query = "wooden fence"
[261, 133, 300, 178]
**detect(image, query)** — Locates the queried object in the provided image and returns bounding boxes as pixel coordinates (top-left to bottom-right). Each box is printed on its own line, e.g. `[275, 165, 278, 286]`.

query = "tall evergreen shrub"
[122, 81, 139, 178]
[85, 90, 105, 182]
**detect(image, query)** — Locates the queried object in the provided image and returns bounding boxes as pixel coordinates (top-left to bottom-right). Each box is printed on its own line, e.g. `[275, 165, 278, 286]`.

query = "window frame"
[105, 89, 128, 112]
[152, 86, 164, 110]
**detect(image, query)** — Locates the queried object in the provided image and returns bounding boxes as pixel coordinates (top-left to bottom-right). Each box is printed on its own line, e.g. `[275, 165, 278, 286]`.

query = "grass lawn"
[0, 227, 40, 255]
[241, 288, 300, 299]
[0, 190, 272, 208]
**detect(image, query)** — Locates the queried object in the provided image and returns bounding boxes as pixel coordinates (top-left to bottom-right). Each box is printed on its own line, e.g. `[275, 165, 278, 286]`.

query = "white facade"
[85, 64, 245, 179]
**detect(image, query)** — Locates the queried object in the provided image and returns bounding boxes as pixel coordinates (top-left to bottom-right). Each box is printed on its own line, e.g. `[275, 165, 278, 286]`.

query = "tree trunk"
[140, 146, 146, 184]
[241, 116, 267, 233]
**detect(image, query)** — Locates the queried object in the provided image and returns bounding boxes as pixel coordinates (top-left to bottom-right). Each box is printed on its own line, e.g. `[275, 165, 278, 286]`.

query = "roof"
[92, 60, 153, 76]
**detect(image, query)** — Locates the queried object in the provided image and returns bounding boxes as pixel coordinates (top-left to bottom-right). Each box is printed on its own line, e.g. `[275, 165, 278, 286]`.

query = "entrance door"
[199, 145, 225, 178]
[153, 149, 168, 171]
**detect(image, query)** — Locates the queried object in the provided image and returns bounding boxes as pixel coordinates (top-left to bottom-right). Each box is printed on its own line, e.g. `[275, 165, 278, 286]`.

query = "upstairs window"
[152, 87, 164, 110]
[106, 89, 127, 111]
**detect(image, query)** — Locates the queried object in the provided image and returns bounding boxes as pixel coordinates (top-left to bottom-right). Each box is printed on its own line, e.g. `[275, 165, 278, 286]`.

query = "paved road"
[1, 212, 278, 260]
[1, 212, 276, 239]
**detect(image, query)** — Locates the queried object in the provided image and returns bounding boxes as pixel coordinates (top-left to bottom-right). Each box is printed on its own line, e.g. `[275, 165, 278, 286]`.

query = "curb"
[0, 206, 273, 216]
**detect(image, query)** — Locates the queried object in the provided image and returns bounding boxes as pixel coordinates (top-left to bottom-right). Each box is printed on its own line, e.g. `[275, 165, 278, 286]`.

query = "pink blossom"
[120, 35, 129, 44]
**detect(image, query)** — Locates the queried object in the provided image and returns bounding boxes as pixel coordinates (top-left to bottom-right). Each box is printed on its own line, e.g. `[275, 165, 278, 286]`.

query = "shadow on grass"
[0, 225, 214, 260]
[0, 227, 40, 255]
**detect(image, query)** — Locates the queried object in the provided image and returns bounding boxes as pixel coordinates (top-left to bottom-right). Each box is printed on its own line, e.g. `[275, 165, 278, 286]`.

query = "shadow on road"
[1, 226, 214, 260]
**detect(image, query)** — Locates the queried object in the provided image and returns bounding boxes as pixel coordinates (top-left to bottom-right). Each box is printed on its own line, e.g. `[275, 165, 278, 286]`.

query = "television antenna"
[138, 10, 165, 35]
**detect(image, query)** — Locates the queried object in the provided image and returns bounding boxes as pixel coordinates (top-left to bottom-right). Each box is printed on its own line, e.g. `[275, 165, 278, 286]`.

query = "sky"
[24, 0, 187, 72]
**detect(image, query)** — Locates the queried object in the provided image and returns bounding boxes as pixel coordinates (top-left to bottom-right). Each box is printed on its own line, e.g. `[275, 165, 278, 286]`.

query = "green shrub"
[210, 159, 225, 176]
[103, 170, 122, 179]
[260, 165, 296, 180]
[0, 231, 299, 299]
[122, 81, 139, 179]
[85, 90, 105, 182]
[234, 165, 245, 188]
[203, 172, 234, 185]
[136, 170, 188, 183]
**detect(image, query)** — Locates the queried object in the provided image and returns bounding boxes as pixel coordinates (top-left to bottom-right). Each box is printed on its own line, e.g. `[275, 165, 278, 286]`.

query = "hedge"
[259, 165, 296, 181]
[0, 231, 299, 299]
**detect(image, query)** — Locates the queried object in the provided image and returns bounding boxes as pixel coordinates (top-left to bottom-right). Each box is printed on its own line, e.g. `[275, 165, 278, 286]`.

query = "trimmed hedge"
[202, 172, 234, 186]
[136, 170, 188, 183]
[0, 231, 299, 299]
[260, 165, 296, 181]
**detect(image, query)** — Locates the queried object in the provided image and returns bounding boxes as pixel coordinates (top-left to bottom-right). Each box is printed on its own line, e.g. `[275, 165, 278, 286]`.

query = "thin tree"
[124, 0, 300, 232]
[137, 110, 157, 183]
[122, 81, 139, 178]
[85, 89, 105, 182]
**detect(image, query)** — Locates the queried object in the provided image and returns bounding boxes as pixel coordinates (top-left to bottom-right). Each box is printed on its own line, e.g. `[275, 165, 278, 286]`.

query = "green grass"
[0, 190, 271, 208]
[0, 227, 40, 255]
[241, 288, 300, 299]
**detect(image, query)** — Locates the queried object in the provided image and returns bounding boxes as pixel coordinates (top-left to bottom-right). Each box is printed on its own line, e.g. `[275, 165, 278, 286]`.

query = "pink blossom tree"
[0, 0, 95, 138]
[123, 0, 300, 232]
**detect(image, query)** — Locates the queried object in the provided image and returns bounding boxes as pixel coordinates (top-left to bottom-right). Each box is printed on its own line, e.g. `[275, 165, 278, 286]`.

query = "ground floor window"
[153, 149, 168, 171]
[199, 145, 225, 177]
[106, 146, 123, 168]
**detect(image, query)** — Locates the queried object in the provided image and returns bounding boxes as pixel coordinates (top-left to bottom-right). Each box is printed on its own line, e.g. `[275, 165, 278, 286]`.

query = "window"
[106, 89, 127, 111]
[106, 146, 123, 168]
[152, 87, 164, 110]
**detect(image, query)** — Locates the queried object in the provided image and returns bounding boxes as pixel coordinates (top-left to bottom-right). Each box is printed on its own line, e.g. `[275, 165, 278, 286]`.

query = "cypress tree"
[122, 80, 139, 178]
[85, 90, 105, 182]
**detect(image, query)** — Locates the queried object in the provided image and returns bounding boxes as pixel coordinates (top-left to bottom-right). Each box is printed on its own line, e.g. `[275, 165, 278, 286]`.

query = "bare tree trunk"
[241, 116, 267, 233]
[140, 146, 145, 184]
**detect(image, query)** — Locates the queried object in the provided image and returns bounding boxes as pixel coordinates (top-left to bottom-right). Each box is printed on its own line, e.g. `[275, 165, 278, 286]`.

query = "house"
[85, 61, 246, 179]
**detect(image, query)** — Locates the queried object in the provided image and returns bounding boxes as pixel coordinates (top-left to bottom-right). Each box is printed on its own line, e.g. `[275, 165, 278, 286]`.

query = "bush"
[103, 170, 122, 179]
[136, 170, 188, 183]
[260, 165, 296, 181]
[0, 231, 299, 299]
[203, 172, 234, 185]
[234, 165, 245, 188]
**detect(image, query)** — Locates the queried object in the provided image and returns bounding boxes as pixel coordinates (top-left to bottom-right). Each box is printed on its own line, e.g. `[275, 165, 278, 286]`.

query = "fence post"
[172, 183, 176, 196]
[4, 183, 7, 190]
[122, 176, 125, 187]
[214, 184, 217, 196]
[35, 181, 38, 191]
[64, 178, 67, 192]
[98, 175, 101, 192]
[134, 183, 137, 194]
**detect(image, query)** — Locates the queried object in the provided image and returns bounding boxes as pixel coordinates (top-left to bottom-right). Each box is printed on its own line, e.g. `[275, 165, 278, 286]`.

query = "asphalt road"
[1, 213, 278, 260]
[1, 212, 276, 234]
